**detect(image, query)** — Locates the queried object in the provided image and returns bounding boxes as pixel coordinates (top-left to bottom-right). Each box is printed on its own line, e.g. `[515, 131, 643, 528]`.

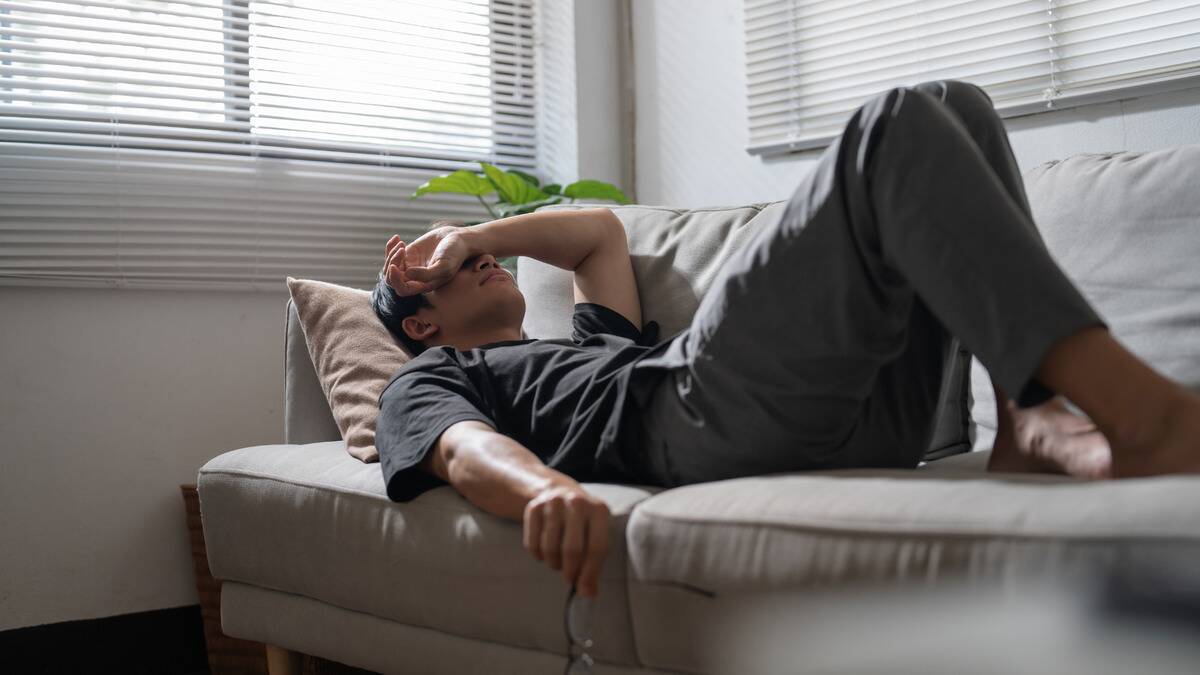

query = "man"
[371, 80, 1200, 600]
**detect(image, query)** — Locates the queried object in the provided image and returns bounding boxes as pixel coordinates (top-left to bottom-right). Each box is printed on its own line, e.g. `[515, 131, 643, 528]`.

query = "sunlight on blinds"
[0, 0, 538, 289]
[0, 0, 229, 121]
[248, 1, 496, 154]
[745, 0, 1200, 156]
[0, 0, 506, 160]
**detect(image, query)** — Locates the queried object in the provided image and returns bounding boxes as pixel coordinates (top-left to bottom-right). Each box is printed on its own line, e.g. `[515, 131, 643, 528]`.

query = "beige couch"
[198, 144, 1200, 675]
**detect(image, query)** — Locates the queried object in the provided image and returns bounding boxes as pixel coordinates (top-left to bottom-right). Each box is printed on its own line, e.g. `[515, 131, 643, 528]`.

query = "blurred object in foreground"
[705, 555, 1200, 675]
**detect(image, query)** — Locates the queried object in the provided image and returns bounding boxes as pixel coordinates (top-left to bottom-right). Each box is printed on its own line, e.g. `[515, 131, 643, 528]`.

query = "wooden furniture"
[182, 483, 270, 675]
[183, 484, 375, 675]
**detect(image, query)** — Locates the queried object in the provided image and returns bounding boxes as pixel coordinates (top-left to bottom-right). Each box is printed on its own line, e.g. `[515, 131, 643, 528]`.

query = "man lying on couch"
[370, 79, 1200, 600]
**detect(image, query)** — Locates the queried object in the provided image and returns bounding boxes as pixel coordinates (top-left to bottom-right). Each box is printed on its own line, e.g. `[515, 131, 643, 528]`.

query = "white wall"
[632, 0, 1200, 208]
[573, 0, 630, 190]
[0, 287, 285, 631]
[536, 0, 631, 192]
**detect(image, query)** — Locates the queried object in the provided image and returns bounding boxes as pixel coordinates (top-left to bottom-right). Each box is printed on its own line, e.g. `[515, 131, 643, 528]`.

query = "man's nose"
[473, 253, 498, 270]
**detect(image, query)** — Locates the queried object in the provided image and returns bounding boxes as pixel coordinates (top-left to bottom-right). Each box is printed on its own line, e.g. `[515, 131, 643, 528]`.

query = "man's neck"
[440, 326, 525, 351]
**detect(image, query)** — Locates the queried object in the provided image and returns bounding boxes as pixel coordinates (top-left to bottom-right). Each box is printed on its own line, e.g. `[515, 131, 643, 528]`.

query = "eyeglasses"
[564, 583, 595, 675]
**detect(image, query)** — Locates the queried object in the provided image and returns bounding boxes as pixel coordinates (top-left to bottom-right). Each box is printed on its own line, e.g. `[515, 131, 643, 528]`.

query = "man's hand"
[523, 482, 610, 598]
[382, 226, 475, 295]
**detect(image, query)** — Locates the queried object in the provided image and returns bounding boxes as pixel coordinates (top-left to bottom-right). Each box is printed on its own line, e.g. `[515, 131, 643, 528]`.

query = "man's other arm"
[420, 420, 611, 597]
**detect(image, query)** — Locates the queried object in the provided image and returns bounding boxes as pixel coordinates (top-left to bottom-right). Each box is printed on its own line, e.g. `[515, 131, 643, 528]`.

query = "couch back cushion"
[520, 203, 788, 339]
[968, 144, 1200, 448]
[286, 297, 342, 445]
[518, 202, 974, 461]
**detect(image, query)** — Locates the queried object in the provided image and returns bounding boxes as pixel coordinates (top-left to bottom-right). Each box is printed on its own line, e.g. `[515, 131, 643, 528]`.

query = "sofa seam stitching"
[628, 510, 1200, 543]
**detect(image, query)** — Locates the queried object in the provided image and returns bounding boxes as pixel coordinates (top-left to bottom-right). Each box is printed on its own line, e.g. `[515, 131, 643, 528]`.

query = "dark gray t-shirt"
[376, 302, 666, 502]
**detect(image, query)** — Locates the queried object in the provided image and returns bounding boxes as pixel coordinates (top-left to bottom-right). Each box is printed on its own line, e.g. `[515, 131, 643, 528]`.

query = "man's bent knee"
[910, 79, 998, 125]
[910, 78, 992, 102]
[856, 84, 954, 174]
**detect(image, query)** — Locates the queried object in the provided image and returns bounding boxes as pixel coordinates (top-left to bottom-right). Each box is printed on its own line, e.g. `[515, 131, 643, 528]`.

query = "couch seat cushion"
[627, 450, 1200, 592]
[624, 450, 1200, 671]
[197, 442, 662, 667]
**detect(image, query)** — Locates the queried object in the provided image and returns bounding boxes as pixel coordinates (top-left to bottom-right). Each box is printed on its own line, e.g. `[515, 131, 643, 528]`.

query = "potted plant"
[411, 161, 631, 222]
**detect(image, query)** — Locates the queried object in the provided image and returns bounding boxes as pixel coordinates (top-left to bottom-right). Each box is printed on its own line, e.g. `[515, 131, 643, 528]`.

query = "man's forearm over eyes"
[458, 207, 621, 272]
[431, 420, 576, 522]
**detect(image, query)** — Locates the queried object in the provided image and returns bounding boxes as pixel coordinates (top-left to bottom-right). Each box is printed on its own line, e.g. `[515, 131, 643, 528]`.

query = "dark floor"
[0, 605, 209, 674]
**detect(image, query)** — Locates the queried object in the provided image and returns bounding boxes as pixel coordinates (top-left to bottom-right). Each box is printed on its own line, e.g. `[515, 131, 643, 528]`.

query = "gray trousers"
[627, 79, 1105, 489]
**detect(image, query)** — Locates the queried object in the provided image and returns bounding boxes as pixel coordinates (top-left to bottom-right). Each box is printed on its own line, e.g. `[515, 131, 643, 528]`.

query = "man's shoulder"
[379, 347, 461, 399]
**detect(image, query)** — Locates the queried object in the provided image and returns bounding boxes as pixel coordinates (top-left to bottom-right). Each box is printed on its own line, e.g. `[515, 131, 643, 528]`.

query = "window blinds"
[0, 0, 536, 289]
[745, 0, 1200, 156]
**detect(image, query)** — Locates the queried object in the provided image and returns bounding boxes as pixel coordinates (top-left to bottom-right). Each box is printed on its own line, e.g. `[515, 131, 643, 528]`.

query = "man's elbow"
[594, 208, 627, 244]
[578, 209, 629, 269]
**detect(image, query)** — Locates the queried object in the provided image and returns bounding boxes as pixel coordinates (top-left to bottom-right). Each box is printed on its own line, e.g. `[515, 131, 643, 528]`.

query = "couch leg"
[266, 643, 303, 675]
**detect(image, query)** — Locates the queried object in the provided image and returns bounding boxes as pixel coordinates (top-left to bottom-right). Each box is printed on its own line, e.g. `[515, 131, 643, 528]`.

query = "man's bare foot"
[1030, 326, 1200, 478]
[1106, 387, 1200, 478]
[987, 396, 1112, 479]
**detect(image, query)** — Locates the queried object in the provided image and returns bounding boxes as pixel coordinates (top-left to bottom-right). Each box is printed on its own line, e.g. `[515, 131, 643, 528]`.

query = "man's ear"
[402, 315, 438, 341]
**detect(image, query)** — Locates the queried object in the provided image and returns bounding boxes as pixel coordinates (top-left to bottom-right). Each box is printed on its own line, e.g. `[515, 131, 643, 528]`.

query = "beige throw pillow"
[286, 277, 412, 463]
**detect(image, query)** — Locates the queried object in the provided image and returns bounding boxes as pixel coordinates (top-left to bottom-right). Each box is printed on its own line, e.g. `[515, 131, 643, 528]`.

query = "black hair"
[371, 269, 432, 356]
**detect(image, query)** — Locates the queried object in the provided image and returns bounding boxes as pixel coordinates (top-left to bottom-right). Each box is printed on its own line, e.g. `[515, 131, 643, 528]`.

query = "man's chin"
[476, 289, 526, 324]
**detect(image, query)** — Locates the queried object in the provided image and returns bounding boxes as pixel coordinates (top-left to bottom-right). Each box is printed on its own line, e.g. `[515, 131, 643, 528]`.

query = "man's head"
[371, 234, 525, 355]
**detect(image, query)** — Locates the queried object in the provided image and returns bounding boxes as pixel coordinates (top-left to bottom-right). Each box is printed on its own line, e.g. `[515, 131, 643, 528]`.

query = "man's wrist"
[459, 224, 493, 259]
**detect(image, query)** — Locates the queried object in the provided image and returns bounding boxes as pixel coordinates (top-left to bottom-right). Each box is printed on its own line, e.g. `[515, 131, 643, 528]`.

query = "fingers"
[540, 499, 564, 570]
[406, 256, 452, 283]
[384, 241, 432, 295]
[576, 506, 609, 598]
[560, 497, 586, 588]
[525, 491, 610, 598]
[523, 500, 543, 562]
[384, 239, 404, 284]
[384, 235, 404, 285]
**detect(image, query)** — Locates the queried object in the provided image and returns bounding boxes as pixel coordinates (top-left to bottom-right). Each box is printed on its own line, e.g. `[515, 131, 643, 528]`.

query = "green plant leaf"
[541, 183, 562, 195]
[562, 179, 630, 204]
[411, 169, 495, 198]
[508, 169, 541, 187]
[480, 162, 547, 205]
[497, 255, 518, 271]
[494, 195, 563, 218]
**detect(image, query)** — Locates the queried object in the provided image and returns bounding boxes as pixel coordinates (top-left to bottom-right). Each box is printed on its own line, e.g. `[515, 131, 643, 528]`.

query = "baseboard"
[0, 604, 209, 675]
